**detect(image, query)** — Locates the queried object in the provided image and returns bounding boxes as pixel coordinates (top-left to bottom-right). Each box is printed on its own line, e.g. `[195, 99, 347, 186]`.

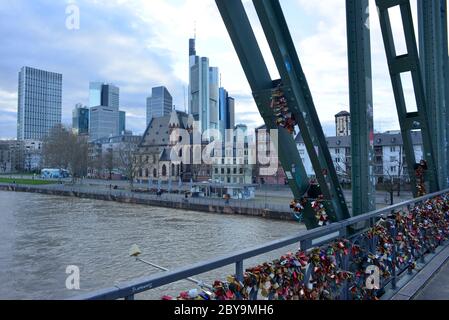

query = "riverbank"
[0, 183, 296, 222]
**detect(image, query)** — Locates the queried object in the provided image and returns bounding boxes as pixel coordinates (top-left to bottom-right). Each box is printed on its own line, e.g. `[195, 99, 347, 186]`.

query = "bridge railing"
[74, 189, 449, 300]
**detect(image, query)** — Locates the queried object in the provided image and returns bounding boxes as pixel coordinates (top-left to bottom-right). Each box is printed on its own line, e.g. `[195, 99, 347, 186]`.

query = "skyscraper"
[17, 66, 62, 140]
[119, 111, 126, 135]
[219, 87, 235, 140]
[89, 82, 119, 110]
[88, 82, 121, 141]
[188, 38, 220, 138]
[146, 86, 173, 125]
[72, 103, 89, 136]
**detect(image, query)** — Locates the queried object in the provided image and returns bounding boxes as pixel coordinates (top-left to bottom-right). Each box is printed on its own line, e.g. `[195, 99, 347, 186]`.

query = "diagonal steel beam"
[376, 0, 440, 195]
[216, 0, 320, 229]
[252, 0, 350, 222]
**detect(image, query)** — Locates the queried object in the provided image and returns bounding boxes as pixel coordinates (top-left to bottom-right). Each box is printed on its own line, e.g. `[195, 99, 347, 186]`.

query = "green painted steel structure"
[216, 0, 447, 229]
[216, 0, 351, 229]
[418, 0, 449, 190]
[376, 0, 440, 196]
[346, 0, 376, 216]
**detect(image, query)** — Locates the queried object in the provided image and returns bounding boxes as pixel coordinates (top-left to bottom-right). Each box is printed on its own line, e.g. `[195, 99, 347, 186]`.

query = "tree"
[117, 143, 142, 189]
[42, 125, 88, 182]
[104, 148, 115, 180]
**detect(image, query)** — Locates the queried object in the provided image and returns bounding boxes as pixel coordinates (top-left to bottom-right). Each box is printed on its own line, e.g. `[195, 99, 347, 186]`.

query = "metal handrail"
[73, 188, 449, 300]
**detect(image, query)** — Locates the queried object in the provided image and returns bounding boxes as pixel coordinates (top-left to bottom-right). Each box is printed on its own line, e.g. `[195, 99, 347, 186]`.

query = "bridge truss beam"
[216, 0, 351, 229]
[376, 0, 440, 196]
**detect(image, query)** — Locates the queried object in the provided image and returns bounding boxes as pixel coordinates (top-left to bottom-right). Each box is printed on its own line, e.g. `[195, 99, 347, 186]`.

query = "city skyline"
[0, 0, 418, 140]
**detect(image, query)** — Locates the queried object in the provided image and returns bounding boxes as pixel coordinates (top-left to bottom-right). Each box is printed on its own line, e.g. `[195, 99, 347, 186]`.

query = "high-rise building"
[119, 111, 126, 135]
[89, 82, 119, 110]
[72, 104, 89, 136]
[89, 107, 119, 141]
[188, 38, 220, 138]
[88, 82, 121, 141]
[17, 66, 62, 140]
[146, 86, 173, 125]
[219, 88, 235, 140]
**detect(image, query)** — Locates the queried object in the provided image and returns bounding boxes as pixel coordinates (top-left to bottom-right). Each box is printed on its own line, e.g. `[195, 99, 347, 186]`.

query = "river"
[0, 191, 303, 300]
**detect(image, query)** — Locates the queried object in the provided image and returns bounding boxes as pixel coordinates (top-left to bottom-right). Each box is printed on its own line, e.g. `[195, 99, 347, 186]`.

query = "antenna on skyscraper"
[194, 21, 197, 40]
[184, 85, 188, 113]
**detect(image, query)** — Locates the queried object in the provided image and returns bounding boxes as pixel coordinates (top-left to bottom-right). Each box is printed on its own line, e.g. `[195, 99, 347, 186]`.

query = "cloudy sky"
[0, 0, 419, 139]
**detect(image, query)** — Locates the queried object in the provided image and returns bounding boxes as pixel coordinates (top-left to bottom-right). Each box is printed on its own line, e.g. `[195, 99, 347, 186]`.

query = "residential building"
[0, 141, 14, 173]
[72, 104, 89, 136]
[254, 125, 287, 185]
[146, 86, 173, 126]
[87, 134, 142, 179]
[23, 140, 43, 172]
[211, 141, 255, 185]
[295, 131, 424, 183]
[17, 66, 62, 141]
[0, 140, 25, 173]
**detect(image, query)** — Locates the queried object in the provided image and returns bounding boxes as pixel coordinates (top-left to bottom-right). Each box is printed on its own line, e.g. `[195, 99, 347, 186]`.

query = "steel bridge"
[76, 0, 449, 300]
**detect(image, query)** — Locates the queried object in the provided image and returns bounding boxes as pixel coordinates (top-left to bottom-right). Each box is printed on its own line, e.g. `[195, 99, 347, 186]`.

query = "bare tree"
[117, 143, 142, 189]
[104, 148, 115, 180]
[42, 125, 88, 182]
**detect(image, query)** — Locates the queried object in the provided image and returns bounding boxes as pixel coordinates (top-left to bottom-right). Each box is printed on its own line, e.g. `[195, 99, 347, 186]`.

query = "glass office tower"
[17, 66, 62, 140]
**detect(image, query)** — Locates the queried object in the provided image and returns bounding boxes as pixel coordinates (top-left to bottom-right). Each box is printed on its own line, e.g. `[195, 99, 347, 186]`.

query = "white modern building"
[17, 66, 62, 141]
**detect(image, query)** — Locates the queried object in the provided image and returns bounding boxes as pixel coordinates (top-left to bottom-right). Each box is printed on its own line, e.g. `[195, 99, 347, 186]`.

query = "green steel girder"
[215, 0, 320, 229]
[418, 0, 449, 189]
[376, 0, 440, 196]
[216, 0, 352, 228]
[252, 0, 350, 223]
[346, 0, 376, 215]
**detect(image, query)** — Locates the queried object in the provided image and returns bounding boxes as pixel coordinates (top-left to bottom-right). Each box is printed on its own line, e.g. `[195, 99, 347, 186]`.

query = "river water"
[0, 191, 303, 300]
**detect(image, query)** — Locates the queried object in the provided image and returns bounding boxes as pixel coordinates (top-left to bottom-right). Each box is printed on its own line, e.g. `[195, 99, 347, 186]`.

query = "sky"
[0, 0, 420, 139]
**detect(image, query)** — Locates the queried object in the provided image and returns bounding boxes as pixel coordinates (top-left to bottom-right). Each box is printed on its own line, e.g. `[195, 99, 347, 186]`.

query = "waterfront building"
[17, 67, 62, 141]
[137, 110, 211, 182]
[254, 125, 287, 185]
[295, 131, 423, 184]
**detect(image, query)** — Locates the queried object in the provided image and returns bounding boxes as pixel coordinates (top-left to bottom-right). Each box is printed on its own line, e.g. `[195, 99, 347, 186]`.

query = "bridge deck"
[414, 260, 449, 300]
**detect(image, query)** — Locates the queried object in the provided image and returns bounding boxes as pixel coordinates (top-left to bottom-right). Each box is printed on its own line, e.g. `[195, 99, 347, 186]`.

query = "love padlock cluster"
[271, 85, 297, 135]
[167, 194, 449, 301]
[290, 198, 307, 222]
[414, 160, 428, 197]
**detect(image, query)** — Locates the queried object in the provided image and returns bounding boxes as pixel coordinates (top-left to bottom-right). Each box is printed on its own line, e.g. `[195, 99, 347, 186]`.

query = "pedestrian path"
[414, 259, 449, 300]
